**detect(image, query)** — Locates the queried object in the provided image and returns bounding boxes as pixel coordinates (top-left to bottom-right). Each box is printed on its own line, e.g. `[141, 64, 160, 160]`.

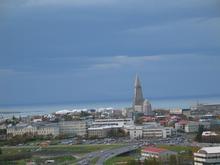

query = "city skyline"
[0, 0, 220, 105]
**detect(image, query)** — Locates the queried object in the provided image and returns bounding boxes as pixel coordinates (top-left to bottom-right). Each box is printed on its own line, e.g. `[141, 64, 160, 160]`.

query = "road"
[96, 145, 139, 165]
[76, 144, 139, 165]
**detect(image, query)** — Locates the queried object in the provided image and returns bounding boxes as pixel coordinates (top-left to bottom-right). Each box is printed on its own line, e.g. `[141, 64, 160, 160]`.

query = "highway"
[76, 144, 139, 165]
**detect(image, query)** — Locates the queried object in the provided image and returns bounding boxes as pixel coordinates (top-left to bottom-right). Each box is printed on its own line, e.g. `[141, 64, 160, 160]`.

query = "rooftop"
[198, 146, 220, 154]
[142, 147, 168, 153]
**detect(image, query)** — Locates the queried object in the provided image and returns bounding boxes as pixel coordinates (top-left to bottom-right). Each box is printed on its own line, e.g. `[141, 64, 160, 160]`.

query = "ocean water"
[1, 96, 220, 118]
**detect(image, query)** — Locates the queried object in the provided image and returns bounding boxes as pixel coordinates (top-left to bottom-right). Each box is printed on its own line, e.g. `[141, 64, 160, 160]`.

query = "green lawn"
[2, 147, 37, 155]
[2, 144, 124, 154]
[104, 156, 135, 165]
[40, 144, 125, 153]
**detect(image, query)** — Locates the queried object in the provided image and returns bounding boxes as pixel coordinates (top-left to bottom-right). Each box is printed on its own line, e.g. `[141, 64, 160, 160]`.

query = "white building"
[143, 100, 153, 115]
[202, 131, 218, 137]
[134, 105, 143, 112]
[7, 124, 59, 137]
[185, 121, 199, 133]
[128, 125, 143, 139]
[37, 126, 59, 136]
[92, 118, 133, 127]
[194, 146, 220, 165]
[141, 147, 177, 160]
[142, 123, 172, 138]
[58, 121, 87, 137]
[170, 108, 182, 115]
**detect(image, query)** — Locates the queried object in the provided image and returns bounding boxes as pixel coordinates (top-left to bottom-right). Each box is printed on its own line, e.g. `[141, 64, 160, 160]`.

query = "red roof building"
[141, 147, 177, 160]
[142, 147, 168, 153]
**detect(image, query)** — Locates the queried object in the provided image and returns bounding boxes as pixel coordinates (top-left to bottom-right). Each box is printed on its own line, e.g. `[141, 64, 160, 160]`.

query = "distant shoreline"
[0, 96, 220, 118]
[1, 93, 220, 107]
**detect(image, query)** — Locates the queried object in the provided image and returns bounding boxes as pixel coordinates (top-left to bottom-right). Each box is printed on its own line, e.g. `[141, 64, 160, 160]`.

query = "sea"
[1, 96, 220, 118]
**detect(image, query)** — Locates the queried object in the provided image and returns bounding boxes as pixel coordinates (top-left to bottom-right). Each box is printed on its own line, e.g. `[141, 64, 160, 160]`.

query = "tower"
[143, 99, 152, 115]
[133, 75, 144, 111]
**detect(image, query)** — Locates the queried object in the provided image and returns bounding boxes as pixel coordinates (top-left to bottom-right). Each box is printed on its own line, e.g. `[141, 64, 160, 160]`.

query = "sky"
[0, 0, 220, 105]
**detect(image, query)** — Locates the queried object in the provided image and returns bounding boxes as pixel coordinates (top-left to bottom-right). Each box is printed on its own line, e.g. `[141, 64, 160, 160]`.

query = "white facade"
[143, 100, 152, 115]
[92, 118, 133, 127]
[128, 125, 143, 139]
[134, 105, 143, 112]
[170, 108, 182, 115]
[37, 126, 59, 136]
[142, 123, 172, 138]
[7, 125, 59, 137]
[58, 121, 87, 136]
[202, 131, 218, 137]
[194, 146, 220, 165]
[141, 147, 177, 160]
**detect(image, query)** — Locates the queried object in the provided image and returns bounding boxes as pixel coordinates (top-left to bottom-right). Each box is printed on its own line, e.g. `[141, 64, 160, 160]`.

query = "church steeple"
[133, 75, 144, 107]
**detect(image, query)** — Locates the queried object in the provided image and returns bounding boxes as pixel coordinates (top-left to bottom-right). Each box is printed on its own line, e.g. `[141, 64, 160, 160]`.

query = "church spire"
[133, 75, 144, 107]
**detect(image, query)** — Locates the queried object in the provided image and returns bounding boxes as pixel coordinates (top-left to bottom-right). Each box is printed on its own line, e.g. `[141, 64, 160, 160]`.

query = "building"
[88, 125, 121, 138]
[185, 121, 199, 133]
[194, 146, 220, 165]
[7, 124, 59, 137]
[182, 109, 191, 117]
[175, 120, 188, 132]
[199, 121, 211, 130]
[170, 108, 182, 115]
[133, 75, 144, 112]
[128, 125, 143, 139]
[199, 114, 215, 122]
[191, 104, 220, 116]
[92, 118, 133, 127]
[142, 123, 172, 138]
[141, 147, 177, 160]
[37, 126, 59, 136]
[192, 104, 220, 111]
[58, 121, 87, 137]
[143, 100, 153, 116]
[202, 131, 218, 137]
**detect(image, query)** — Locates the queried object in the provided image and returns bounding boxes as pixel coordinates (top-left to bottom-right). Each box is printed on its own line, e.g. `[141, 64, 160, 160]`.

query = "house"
[141, 147, 177, 160]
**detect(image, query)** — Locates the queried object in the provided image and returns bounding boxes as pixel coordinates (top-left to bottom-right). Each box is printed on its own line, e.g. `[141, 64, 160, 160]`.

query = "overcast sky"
[0, 0, 220, 105]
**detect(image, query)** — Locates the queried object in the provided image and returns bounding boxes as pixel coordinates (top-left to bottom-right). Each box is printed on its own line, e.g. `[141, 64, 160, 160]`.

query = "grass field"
[40, 144, 125, 153]
[104, 155, 135, 165]
[2, 144, 124, 155]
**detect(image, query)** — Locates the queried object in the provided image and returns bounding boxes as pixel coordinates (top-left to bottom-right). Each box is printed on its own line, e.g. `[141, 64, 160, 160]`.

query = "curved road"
[96, 145, 139, 165]
[77, 144, 139, 165]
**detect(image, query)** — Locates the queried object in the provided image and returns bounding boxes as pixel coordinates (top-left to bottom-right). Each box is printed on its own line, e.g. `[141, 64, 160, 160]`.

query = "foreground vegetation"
[0, 144, 124, 164]
[104, 156, 136, 165]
